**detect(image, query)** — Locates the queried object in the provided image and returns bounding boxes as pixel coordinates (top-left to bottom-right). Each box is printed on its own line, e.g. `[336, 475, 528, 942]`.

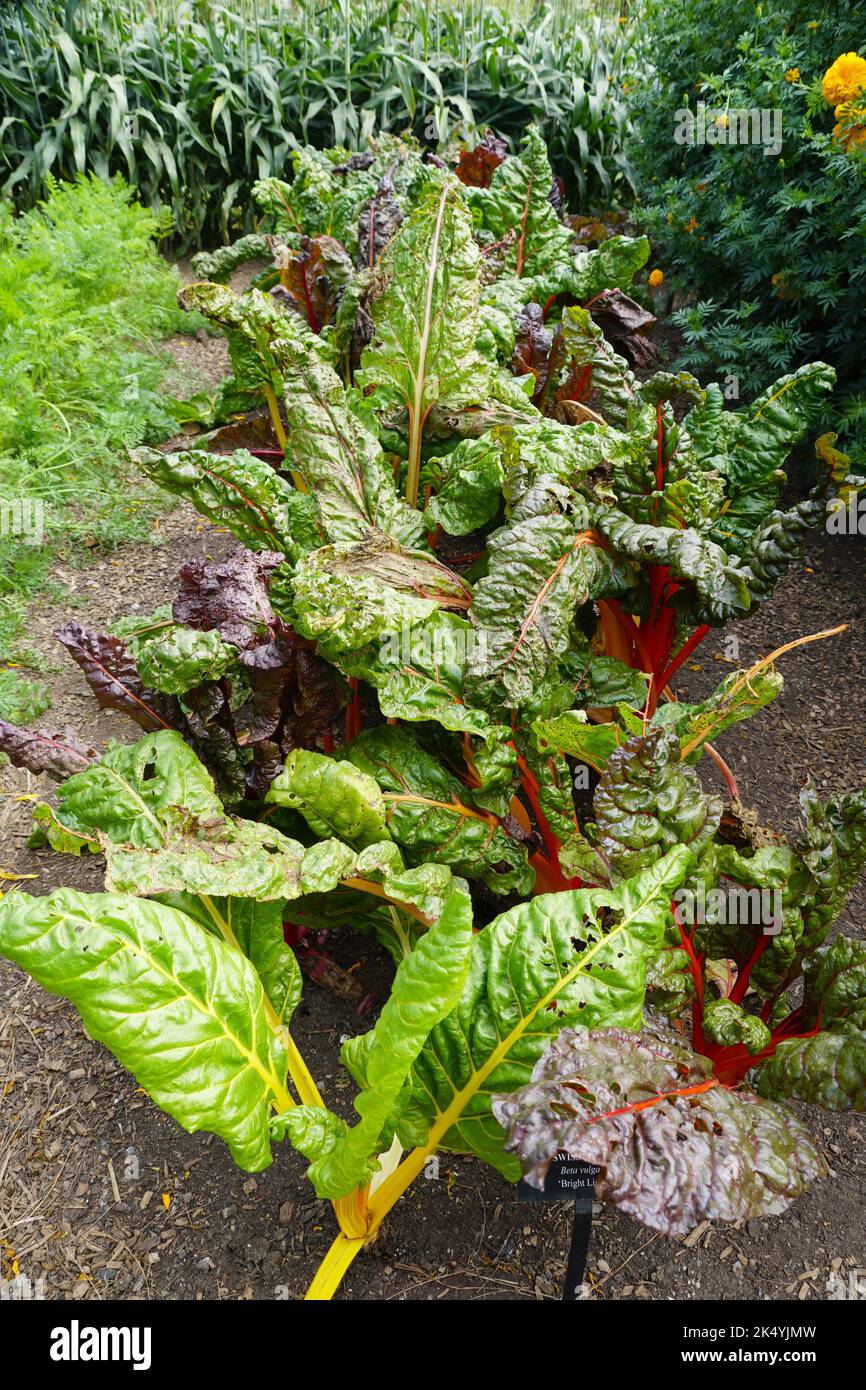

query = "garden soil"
[1, 299, 864, 1303]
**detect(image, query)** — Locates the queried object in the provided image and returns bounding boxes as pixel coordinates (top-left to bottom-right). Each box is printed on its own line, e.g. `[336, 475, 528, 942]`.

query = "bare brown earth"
[1, 298, 864, 1302]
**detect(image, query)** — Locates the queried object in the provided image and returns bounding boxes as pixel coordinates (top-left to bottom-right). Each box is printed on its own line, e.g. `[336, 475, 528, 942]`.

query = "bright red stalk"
[345, 678, 361, 743]
[656, 623, 711, 692]
[729, 931, 772, 1004]
[673, 900, 706, 1053]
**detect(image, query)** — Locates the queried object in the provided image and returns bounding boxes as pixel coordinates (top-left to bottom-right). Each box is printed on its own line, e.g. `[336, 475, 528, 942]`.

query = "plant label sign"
[516, 1153, 600, 1203]
[517, 1155, 600, 1301]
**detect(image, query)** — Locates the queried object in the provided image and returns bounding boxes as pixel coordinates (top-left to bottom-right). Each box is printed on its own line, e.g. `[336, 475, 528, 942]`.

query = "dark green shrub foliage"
[629, 1, 866, 461]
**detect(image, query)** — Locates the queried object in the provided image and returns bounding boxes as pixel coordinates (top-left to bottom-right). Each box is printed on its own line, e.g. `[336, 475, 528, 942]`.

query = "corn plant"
[0, 0, 634, 245]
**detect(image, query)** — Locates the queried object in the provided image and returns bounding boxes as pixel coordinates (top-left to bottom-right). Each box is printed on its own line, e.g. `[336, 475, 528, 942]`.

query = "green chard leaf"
[566, 234, 650, 300]
[588, 727, 722, 885]
[136, 627, 238, 695]
[289, 542, 440, 656]
[357, 176, 491, 507]
[277, 875, 473, 1196]
[594, 508, 752, 624]
[472, 127, 573, 282]
[702, 998, 771, 1055]
[724, 363, 837, 491]
[160, 894, 302, 1026]
[267, 749, 391, 848]
[397, 847, 691, 1176]
[0, 889, 290, 1171]
[134, 446, 310, 559]
[422, 436, 504, 535]
[754, 1033, 866, 1111]
[467, 506, 618, 712]
[801, 936, 866, 1036]
[177, 282, 425, 550]
[345, 725, 533, 896]
[558, 306, 637, 429]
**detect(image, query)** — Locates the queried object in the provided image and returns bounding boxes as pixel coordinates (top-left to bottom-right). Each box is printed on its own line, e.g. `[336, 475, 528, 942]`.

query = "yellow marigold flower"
[834, 101, 866, 122]
[715, 114, 730, 128]
[832, 99, 866, 152]
[833, 117, 866, 152]
[785, 68, 800, 82]
[807, 20, 819, 29]
[822, 52, 866, 105]
[649, 269, 664, 287]
[684, 216, 698, 233]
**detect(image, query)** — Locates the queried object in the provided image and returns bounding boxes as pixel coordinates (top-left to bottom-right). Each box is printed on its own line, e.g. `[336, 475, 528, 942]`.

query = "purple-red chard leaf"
[270, 235, 352, 333]
[284, 651, 343, 751]
[455, 130, 508, 188]
[357, 175, 404, 269]
[511, 302, 553, 389]
[54, 624, 180, 733]
[0, 721, 95, 777]
[494, 1027, 827, 1235]
[173, 549, 290, 658]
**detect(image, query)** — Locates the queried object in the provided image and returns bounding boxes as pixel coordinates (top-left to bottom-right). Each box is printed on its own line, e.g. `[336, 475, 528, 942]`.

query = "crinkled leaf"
[567, 235, 650, 301]
[558, 305, 637, 429]
[347, 725, 533, 896]
[357, 177, 491, 465]
[0, 721, 94, 777]
[289, 542, 439, 655]
[55, 730, 222, 849]
[473, 127, 572, 280]
[137, 627, 237, 696]
[134, 446, 310, 558]
[54, 623, 180, 734]
[801, 935, 866, 1036]
[423, 437, 504, 535]
[270, 234, 352, 333]
[494, 1026, 826, 1233]
[724, 363, 836, 490]
[703, 998, 771, 1054]
[468, 513, 618, 710]
[754, 1032, 866, 1111]
[589, 727, 721, 884]
[357, 173, 403, 269]
[267, 749, 391, 848]
[595, 509, 751, 624]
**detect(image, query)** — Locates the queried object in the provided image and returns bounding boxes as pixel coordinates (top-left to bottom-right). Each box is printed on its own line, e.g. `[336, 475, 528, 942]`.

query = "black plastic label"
[517, 1152, 600, 1203]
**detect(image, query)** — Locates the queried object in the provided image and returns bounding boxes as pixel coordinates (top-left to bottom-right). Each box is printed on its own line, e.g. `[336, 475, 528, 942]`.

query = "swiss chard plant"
[0, 129, 861, 1300]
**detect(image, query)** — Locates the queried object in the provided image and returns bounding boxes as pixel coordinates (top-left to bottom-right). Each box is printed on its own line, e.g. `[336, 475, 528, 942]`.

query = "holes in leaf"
[571, 937, 588, 954]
